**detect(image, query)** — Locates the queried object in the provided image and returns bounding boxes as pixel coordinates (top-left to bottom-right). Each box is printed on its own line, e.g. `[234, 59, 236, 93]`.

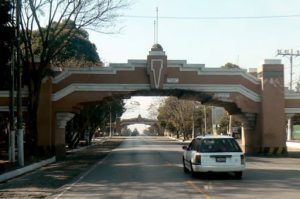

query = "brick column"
[257, 59, 286, 154]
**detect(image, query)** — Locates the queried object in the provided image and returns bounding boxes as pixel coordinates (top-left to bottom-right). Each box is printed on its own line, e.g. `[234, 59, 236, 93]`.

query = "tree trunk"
[25, 61, 44, 157]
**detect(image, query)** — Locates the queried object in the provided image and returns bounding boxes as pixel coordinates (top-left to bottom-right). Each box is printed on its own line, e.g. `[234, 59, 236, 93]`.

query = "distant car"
[182, 135, 245, 179]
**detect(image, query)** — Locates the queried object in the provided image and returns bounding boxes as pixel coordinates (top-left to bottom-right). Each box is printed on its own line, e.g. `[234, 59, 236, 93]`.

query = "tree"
[131, 128, 139, 136]
[121, 126, 132, 136]
[217, 112, 230, 135]
[0, 0, 14, 90]
[218, 62, 242, 134]
[18, 0, 128, 153]
[157, 97, 204, 140]
[66, 97, 125, 148]
[31, 20, 102, 68]
[217, 112, 242, 135]
[221, 62, 240, 69]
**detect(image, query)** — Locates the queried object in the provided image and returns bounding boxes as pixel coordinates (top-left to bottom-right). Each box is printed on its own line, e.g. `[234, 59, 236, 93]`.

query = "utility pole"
[16, 0, 24, 166]
[192, 102, 195, 139]
[203, 106, 207, 135]
[156, 7, 158, 43]
[9, 47, 15, 163]
[153, 20, 156, 43]
[277, 49, 300, 90]
[228, 115, 232, 135]
[211, 106, 215, 135]
[109, 105, 112, 137]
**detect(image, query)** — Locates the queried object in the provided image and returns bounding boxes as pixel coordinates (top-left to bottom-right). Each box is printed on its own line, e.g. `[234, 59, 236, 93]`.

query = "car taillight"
[194, 154, 201, 165]
[241, 154, 245, 165]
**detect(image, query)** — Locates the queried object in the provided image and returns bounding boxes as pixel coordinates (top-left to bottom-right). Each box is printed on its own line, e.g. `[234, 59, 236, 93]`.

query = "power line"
[124, 14, 300, 20]
[277, 49, 300, 90]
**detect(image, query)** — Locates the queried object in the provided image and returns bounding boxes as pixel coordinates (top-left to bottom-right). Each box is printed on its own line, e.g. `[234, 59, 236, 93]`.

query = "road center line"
[53, 152, 112, 199]
[186, 180, 212, 199]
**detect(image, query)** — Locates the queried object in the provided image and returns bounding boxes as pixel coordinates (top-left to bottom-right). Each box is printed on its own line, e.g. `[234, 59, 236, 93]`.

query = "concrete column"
[55, 112, 75, 159]
[241, 125, 254, 154]
[286, 114, 294, 141]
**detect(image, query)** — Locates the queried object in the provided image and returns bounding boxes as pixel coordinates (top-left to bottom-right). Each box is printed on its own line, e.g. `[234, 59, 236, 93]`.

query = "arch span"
[115, 114, 161, 136]
[32, 43, 295, 157]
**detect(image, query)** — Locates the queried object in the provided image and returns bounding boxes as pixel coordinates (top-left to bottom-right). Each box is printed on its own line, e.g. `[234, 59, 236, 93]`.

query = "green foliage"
[31, 20, 101, 68]
[131, 128, 139, 136]
[121, 127, 132, 136]
[217, 113, 242, 135]
[157, 97, 205, 140]
[0, 0, 14, 90]
[221, 62, 240, 69]
[66, 97, 126, 147]
[17, 0, 127, 153]
[217, 113, 229, 134]
[0, 0, 12, 25]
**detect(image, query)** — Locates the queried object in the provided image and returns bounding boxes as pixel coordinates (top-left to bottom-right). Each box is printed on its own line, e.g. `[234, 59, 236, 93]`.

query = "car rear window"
[199, 138, 242, 153]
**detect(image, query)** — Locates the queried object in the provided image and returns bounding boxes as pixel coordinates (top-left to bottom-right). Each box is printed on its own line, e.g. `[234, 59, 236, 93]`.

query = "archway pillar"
[54, 112, 75, 159]
[237, 112, 259, 155]
[258, 60, 286, 154]
[241, 125, 256, 154]
[37, 77, 53, 156]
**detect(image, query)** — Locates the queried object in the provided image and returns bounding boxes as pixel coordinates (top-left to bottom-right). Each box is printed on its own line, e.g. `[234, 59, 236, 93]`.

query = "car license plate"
[216, 157, 226, 162]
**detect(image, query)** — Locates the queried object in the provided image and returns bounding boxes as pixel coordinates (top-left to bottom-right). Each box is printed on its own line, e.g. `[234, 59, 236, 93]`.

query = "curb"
[67, 137, 108, 153]
[168, 136, 191, 143]
[0, 156, 56, 183]
[287, 141, 300, 149]
[0, 137, 109, 183]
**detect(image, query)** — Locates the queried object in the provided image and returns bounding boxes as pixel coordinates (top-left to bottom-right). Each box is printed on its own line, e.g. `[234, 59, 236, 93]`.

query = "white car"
[182, 135, 245, 179]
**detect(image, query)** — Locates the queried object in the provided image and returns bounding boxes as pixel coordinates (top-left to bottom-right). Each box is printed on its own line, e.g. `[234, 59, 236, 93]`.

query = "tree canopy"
[221, 62, 240, 69]
[157, 97, 204, 140]
[17, 0, 128, 154]
[31, 20, 101, 68]
[66, 97, 126, 148]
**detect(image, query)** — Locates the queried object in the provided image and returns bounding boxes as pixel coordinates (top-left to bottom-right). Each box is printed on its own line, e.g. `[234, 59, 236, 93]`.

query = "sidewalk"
[0, 137, 108, 183]
[287, 140, 300, 151]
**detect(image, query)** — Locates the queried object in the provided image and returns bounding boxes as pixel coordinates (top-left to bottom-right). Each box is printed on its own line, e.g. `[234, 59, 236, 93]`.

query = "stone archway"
[34, 43, 291, 157]
[115, 114, 162, 136]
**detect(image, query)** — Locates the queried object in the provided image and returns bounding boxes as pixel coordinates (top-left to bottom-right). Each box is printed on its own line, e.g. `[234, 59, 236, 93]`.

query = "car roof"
[196, 135, 234, 139]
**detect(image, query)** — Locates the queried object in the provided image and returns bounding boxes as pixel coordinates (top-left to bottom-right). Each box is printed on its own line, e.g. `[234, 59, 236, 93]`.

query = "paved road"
[48, 136, 300, 199]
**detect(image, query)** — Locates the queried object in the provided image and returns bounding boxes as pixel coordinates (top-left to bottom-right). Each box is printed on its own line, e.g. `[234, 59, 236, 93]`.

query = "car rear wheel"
[234, 171, 243, 179]
[190, 161, 197, 177]
[183, 158, 189, 173]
